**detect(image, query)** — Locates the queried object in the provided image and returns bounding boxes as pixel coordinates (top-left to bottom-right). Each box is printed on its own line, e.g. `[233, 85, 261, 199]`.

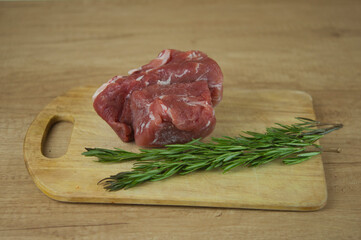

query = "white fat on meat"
[139, 122, 146, 133]
[180, 96, 210, 108]
[92, 75, 124, 101]
[160, 103, 168, 112]
[136, 75, 144, 81]
[150, 133, 159, 145]
[195, 63, 200, 73]
[140, 111, 155, 134]
[149, 111, 155, 121]
[125, 92, 131, 99]
[129, 50, 171, 76]
[92, 83, 108, 102]
[157, 73, 172, 85]
[157, 49, 171, 65]
[187, 51, 203, 60]
[209, 83, 222, 90]
[199, 120, 212, 131]
[196, 71, 208, 81]
[175, 69, 190, 78]
[205, 120, 211, 128]
[144, 121, 150, 130]
[128, 67, 142, 75]
[184, 100, 209, 107]
[167, 109, 174, 119]
[159, 103, 174, 120]
[187, 52, 198, 59]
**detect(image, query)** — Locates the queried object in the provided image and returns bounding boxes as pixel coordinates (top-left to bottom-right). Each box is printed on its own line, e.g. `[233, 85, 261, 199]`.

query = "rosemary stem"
[82, 117, 343, 191]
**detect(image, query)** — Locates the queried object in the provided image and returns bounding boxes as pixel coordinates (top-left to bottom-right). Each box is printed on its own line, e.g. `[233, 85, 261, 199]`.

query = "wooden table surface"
[1, 0, 360, 239]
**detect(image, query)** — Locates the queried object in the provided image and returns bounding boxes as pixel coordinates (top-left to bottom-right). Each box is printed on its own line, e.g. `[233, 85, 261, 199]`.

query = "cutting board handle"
[24, 110, 74, 163]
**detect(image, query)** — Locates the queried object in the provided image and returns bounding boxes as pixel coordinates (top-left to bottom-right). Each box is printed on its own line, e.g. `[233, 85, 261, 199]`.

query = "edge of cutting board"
[23, 86, 327, 211]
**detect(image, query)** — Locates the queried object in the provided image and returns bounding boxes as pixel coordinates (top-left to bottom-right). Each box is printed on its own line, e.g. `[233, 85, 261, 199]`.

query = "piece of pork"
[130, 81, 216, 147]
[92, 49, 223, 147]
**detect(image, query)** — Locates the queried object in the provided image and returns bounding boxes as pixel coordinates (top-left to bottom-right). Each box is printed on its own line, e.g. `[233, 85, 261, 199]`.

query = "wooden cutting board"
[23, 86, 327, 211]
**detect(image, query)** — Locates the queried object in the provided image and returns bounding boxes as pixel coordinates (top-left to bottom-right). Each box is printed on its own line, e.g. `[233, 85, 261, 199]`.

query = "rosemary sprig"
[82, 117, 342, 191]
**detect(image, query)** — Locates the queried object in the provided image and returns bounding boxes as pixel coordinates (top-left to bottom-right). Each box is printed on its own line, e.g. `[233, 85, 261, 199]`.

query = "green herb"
[82, 117, 342, 191]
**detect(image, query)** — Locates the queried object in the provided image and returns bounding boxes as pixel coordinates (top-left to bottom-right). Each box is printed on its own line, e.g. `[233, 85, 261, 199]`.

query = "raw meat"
[131, 81, 216, 147]
[93, 49, 223, 147]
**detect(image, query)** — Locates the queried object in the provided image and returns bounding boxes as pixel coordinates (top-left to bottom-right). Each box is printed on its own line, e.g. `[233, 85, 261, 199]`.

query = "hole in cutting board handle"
[42, 116, 74, 158]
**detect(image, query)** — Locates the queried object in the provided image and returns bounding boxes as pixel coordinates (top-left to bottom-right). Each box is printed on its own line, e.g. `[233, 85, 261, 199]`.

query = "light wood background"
[1, 0, 360, 239]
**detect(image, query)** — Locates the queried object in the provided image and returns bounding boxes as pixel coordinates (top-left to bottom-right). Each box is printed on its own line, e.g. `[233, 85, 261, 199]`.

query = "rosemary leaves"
[82, 117, 342, 191]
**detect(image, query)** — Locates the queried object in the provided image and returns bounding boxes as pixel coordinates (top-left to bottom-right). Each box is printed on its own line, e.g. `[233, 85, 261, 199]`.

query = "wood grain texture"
[24, 86, 326, 210]
[1, 0, 360, 239]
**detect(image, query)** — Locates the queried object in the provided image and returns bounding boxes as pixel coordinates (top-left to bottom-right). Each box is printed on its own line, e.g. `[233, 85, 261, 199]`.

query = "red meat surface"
[93, 49, 223, 147]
